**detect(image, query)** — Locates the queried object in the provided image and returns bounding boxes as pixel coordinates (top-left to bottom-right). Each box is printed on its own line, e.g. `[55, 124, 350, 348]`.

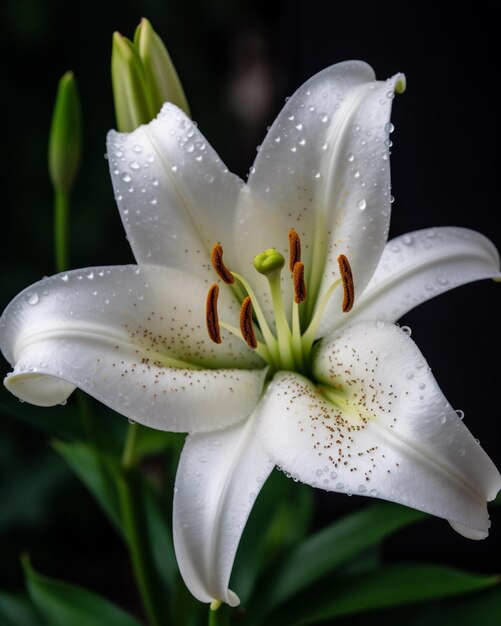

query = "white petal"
[173, 418, 274, 606]
[1, 266, 265, 432]
[107, 103, 244, 276]
[345, 227, 501, 325]
[256, 322, 500, 538]
[231, 61, 403, 327]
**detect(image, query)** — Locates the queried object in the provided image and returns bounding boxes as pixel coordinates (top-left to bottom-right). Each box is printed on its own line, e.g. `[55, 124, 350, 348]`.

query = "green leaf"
[276, 564, 499, 626]
[53, 440, 123, 536]
[53, 439, 177, 591]
[0, 591, 45, 626]
[256, 501, 425, 615]
[231, 470, 314, 605]
[22, 555, 143, 626]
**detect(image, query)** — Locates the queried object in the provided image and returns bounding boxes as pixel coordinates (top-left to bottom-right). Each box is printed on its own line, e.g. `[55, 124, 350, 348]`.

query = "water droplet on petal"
[385, 122, 395, 133]
[456, 409, 465, 420]
[401, 326, 412, 336]
[357, 198, 367, 210]
[25, 291, 39, 305]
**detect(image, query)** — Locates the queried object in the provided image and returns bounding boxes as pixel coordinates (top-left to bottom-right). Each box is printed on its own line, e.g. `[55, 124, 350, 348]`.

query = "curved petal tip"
[393, 72, 406, 94]
[449, 519, 489, 541]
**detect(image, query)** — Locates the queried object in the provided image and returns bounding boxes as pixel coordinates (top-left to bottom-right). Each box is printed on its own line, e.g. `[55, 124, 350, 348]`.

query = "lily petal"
[256, 322, 500, 538]
[173, 417, 274, 606]
[232, 61, 404, 326]
[107, 103, 244, 276]
[1, 266, 265, 432]
[345, 227, 501, 325]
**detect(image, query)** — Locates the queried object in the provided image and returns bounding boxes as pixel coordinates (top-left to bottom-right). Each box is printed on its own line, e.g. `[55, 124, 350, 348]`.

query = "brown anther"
[206, 284, 222, 343]
[293, 262, 307, 303]
[211, 244, 234, 284]
[338, 254, 355, 312]
[240, 297, 257, 349]
[288, 228, 301, 272]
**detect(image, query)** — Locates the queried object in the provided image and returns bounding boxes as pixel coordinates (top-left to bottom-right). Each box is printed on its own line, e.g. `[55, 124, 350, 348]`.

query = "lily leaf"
[52, 439, 177, 590]
[275, 564, 499, 626]
[255, 501, 425, 615]
[22, 555, 143, 626]
[231, 470, 314, 604]
[52, 440, 123, 536]
[0, 591, 45, 626]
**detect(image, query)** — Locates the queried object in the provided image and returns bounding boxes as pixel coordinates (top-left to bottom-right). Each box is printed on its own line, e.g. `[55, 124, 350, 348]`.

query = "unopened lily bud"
[134, 17, 190, 117]
[48, 71, 82, 193]
[111, 32, 154, 132]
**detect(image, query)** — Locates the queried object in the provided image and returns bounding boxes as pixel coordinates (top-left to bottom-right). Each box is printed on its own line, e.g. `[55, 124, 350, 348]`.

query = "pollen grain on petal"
[338, 254, 355, 313]
[206, 283, 222, 344]
[293, 261, 306, 304]
[288, 228, 301, 272]
[211, 243, 234, 284]
[240, 296, 257, 349]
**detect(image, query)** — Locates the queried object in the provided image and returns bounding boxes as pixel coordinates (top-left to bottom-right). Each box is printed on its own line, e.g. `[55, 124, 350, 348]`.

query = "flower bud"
[111, 32, 154, 132]
[134, 17, 190, 117]
[48, 71, 82, 193]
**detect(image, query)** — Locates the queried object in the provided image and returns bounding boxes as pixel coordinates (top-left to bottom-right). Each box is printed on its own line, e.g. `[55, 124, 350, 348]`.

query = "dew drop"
[437, 274, 449, 285]
[204, 173, 215, 183]
[402, 234, 413, 245]
[121, 173, 131, 183]
[419, 383, 426, 390]
[336, 482, 344, 490]
[128, 419, 136, 425]
[458, 448, 466, 456]
[357, 484, 367, 493]
[130, 161, 140, 170]
[295, 123, 303, 130]
[347, 153, 355, 162]
[321, 115, 329, 123]
[406, 371, 414, 380]
[401, 326, 412, 336]
[354, 170, 361, 179]
[171, 165, 178, 172]
[61, 274, 69, 282]
[133, 144, 142, 153]
[456, 409, 465, 420]
[25, 291, 39, 305]
[357, 198, 367, 210]
[385, 122, 395, 133]
[316, 469, 323, 477]
[369, 489, 378, 497]
[415, 360, 425, 369]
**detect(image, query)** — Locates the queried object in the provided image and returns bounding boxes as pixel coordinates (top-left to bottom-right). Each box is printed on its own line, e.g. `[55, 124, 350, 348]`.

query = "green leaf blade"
[22, 556, 144, 626]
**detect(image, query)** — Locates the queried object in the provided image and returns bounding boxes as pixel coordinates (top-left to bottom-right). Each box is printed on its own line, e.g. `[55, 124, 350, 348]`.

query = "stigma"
[205, 230, 355, 374]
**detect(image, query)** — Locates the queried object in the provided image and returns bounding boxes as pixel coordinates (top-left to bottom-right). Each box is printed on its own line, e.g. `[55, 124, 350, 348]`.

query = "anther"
[338, 254, 355, 312]
[240, 297, 257, 349]
[211, 244, 234, 284]
[288, 228, 301, 272]
[206, 284, 222, 343]
[293, 261, 306, 303]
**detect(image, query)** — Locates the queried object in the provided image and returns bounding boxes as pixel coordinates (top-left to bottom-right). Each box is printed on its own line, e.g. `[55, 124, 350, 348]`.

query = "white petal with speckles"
[256, 322, 501, 538]
[232, 61, 404, 329]
[173, 417, 274, 606]
[1, 265, 265, 432]
[343, 227, 501, 325]
[107, 103, 244, 276]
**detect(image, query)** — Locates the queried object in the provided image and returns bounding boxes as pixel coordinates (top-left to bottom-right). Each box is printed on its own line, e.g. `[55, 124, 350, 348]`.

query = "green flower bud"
[134, 17, 190, 117]
[48, 71, 82, 194]
[111, 32, 154, 132]
[254, 249, 285, 276]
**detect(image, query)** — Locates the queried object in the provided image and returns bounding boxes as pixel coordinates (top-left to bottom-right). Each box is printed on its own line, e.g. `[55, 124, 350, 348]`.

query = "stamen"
[239, 297, 257, 349]
[293, 262, 306, 304]
[338, 254, 355, 313]
[211, 244, 234, 284]
[288, 228, 301, 272]
[206, 283, 222, 343]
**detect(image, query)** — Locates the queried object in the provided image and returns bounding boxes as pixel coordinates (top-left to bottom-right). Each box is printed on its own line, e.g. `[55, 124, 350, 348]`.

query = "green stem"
[54, 188, 69, 272]
[119, 423, 166, 626]
[208, 604, 230, 626]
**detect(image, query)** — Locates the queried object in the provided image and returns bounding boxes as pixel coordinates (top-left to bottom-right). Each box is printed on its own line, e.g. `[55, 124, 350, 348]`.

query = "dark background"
[0, 0, 500, 616]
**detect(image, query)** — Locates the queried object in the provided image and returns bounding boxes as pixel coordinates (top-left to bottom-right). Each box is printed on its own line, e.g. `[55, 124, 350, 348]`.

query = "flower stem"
[208, 604, 230, 626]
[119, 423, 166, 626]
[54, 188, 70, 273]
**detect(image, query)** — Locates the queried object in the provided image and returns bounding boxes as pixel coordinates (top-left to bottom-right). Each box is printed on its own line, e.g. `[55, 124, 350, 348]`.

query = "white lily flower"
[1, 61, 500, 607]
